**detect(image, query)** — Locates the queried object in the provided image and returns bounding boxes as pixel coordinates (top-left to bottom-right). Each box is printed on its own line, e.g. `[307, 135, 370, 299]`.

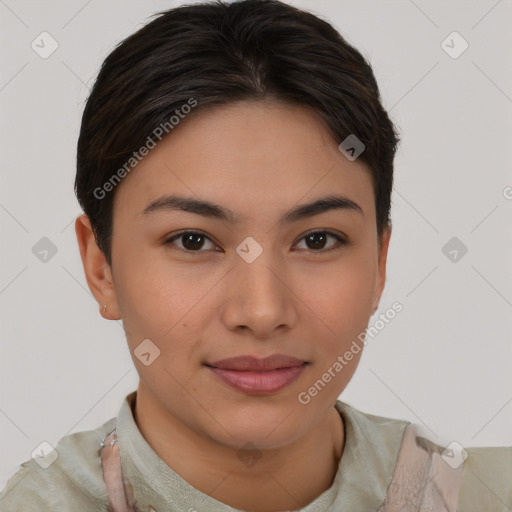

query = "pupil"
[183, 233, 203, 250]
[307, 233, 326, 250]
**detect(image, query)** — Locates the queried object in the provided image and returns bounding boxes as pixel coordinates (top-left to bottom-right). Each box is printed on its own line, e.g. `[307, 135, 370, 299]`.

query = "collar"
[116, 391, 408, 511]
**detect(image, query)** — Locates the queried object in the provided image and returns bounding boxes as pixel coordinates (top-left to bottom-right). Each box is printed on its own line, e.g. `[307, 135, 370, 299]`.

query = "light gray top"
[0, 391, 510, 511]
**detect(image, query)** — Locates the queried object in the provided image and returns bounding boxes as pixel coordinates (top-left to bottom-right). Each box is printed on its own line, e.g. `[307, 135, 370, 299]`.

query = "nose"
[219, 248, 298, 339]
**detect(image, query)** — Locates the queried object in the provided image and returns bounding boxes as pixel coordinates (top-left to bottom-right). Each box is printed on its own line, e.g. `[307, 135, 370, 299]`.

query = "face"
[81, 100, 390, 450]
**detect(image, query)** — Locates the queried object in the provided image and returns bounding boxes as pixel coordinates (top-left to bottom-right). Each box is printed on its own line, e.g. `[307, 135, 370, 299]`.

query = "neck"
[133, 385, 345, 512]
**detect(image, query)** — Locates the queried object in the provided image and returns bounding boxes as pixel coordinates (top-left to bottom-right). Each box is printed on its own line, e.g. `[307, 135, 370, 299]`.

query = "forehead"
[112, 100, 375, 222]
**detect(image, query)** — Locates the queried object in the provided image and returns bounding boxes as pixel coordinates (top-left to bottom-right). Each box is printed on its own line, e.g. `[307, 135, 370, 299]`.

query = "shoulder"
[334, 400, 410, 479]
[0, 416, 116, 511]
[457, 445, 512, 512]
[336, 402, 511, 511]
[335, 400, 411, 448]
[335, 400, 411, 430]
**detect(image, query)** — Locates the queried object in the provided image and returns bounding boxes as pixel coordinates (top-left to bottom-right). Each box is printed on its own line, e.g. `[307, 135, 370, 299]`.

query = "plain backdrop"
[1, 0, 511, 490]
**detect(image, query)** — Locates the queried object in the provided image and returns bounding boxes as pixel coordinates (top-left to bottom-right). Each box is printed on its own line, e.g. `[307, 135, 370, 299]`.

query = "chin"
[207, 402, 308, 449]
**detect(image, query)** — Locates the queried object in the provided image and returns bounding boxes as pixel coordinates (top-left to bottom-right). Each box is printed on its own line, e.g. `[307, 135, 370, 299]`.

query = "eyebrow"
[142, 194, 364, 224]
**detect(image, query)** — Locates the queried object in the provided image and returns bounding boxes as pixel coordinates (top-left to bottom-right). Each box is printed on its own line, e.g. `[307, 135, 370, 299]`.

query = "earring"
[102, 304, 107, 314]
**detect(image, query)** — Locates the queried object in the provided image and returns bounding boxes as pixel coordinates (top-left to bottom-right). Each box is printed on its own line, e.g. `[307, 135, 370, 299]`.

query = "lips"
[206, 354, 307, 371]
[205, 354, 308, 395]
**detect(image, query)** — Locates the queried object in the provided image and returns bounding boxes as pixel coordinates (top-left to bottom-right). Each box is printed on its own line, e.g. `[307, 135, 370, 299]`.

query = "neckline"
[114, 391, 408, 511]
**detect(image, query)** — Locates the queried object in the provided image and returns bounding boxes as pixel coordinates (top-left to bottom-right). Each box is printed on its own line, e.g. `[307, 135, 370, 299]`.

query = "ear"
[371, 223, 392, 315]
[75, 213, 121, 320]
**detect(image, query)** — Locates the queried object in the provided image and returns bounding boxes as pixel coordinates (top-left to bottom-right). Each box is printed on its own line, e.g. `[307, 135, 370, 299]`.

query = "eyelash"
[163, 230, 348, 254]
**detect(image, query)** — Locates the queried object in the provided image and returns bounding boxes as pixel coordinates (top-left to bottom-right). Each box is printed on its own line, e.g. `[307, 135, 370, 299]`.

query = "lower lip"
[207, 364, 307, 395]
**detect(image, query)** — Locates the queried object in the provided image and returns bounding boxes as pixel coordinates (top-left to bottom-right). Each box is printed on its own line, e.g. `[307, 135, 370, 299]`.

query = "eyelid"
[300, 228, 347, 242]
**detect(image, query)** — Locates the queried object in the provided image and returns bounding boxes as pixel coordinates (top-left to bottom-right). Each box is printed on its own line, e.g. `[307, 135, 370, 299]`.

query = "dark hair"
[75, 0, 400, 267]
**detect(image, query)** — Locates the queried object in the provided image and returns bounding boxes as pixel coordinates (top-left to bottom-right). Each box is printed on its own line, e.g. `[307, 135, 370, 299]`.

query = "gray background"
[1, 0, 511, 489]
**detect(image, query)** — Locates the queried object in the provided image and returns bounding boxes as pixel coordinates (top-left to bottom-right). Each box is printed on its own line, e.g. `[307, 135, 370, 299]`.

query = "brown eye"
[164, 231, 217, 252]
[295, 231, 347, 252]
[163, 229, 347, 254]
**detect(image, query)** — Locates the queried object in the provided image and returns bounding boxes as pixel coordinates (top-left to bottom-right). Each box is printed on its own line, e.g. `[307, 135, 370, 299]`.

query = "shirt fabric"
[0, 391, 510, 511]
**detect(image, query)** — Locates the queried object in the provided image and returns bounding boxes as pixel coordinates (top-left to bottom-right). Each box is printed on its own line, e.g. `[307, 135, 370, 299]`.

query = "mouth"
[204, 354, 309, 395]
[206, 354, 308, 371]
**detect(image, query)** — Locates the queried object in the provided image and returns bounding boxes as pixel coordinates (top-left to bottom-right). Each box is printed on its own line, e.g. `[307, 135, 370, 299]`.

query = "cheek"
[297, 249, 376, 394]
[303, 254, 376, 336]
[113, 253, 216, 365]
[113, 264, 202, 392]
[114, 249, 188, 323]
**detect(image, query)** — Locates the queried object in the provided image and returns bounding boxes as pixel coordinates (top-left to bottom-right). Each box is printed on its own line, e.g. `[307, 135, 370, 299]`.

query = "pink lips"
[205, 354, 308, 395]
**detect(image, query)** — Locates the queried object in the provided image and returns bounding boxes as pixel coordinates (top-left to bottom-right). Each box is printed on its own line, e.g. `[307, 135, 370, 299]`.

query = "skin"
[76, 100, 391, 512]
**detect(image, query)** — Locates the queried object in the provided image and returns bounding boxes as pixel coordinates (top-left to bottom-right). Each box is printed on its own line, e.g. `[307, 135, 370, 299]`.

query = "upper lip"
[206, 354, 307, 371]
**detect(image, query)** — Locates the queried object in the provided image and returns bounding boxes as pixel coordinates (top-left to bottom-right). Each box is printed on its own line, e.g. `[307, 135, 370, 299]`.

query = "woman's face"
[107, 100, 390, 449]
